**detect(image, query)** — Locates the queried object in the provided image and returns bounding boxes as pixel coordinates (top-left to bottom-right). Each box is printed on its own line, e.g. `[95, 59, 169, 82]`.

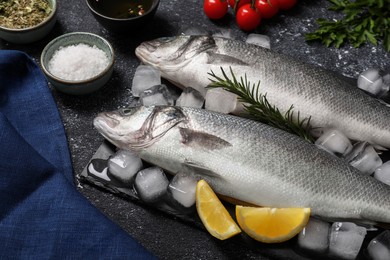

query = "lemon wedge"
[196, 180, 241, 240]
[236, 205, 310, 243]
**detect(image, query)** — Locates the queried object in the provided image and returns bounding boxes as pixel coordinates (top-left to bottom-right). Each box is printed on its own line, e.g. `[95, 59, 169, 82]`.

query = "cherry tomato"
[236, 4, 261, 31]
[228, 0, 250, 10]
[204, 0, 228, 20]
[276, 0, 297, 10]
[255, 0, 279, 19]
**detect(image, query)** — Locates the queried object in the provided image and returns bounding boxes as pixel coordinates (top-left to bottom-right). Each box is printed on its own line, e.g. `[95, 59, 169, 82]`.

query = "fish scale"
[135, 35, 390, 148]
[94, 106, 390, 225]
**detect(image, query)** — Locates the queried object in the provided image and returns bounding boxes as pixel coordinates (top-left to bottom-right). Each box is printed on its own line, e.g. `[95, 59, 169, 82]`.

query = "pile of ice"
[298, 219, 390, 260]
[298, 220, 370, 260]
[87, 149, 197, 210]
[314, 127, 390, 184]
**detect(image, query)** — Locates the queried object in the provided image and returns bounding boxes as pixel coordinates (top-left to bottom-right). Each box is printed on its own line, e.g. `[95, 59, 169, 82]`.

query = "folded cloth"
[0, 50, 156, 259]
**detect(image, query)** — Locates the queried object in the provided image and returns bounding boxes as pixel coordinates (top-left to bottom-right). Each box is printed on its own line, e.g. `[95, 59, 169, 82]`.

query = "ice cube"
[367, 230, 390, 260]
[179, 26, 209, 36]
[374, 77, 389, 96]
[134, 167, 169, 203]
[212, 29, 234, 39]
[140, 84, 175, 106]
[374, 161, 390, 185]
[246, 34, 271, 49]
[357, 69, 385, 96]
[107, 150, 143, 185]
[175, 87, 205, 108]
[205, 88, 238, 114]
[383, 73, 390, 85]
[328, 222, 366, 260]
[297, 218, 330, 254]
[315, 129, 352, 156]
[132, 65, 161, 97]
[168, 173, 197, 208]
[378, 73, 390, 101]
[87, 159, 111, 182]
[358, 69, 381, 88]
[345, 142, 382, 174]
[128, 97, 141, 108]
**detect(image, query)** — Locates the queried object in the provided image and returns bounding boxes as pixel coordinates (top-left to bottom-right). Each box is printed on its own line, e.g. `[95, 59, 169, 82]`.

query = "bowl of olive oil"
[86, 0, 160, 32]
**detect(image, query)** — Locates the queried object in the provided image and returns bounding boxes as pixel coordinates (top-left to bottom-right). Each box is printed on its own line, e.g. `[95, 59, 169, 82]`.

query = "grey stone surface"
[1, 0, 389, 259]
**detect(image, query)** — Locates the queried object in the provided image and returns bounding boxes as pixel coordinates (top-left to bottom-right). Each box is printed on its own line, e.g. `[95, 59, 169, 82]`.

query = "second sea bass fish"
[94, 106, 390, 225]
[135, 35, 390, 148]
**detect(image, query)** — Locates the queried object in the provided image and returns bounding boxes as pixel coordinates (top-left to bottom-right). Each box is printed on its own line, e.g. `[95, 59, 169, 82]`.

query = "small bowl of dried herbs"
[0, 0, 57, 44]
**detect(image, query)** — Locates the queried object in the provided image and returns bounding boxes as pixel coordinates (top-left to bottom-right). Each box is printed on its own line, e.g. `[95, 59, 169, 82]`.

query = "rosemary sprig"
[207, 67, 315, 143]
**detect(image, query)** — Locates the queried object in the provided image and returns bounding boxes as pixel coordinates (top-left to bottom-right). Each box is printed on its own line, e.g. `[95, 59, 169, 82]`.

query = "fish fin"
[183, 160, 221, 178]
[205, 52, 248, 66]
[179, 127, 232, 150]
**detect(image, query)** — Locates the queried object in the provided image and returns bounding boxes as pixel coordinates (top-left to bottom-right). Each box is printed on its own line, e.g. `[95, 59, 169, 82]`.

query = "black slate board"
[2, 0, 390, 259]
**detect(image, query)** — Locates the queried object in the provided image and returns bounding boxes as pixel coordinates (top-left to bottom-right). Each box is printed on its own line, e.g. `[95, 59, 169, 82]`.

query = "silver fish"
[94, 106, 390, 225]
[135, 35, 390, 148]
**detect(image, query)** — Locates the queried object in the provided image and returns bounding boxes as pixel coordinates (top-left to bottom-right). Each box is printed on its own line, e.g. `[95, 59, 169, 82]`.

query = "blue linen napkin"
[0, 50, 156, 259]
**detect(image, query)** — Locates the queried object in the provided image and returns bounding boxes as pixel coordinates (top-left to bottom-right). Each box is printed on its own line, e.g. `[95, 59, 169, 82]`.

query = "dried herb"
[305, 0, 390, 52]
[0, 0, 52, 29]
[208, 67, 315, 143]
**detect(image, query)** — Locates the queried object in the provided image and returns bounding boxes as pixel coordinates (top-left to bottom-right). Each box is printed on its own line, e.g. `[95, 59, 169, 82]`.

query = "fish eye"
[121, 108, 135, 115]
[160, 37, 175, 43]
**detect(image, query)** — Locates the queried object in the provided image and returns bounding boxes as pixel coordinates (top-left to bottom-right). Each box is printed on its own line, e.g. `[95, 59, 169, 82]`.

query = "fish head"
[93, 106, 188, 151]
[135, 35, 217, 72]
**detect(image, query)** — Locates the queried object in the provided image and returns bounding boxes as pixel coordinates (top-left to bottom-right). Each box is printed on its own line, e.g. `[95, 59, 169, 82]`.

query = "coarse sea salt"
[48, 43, 109, 81]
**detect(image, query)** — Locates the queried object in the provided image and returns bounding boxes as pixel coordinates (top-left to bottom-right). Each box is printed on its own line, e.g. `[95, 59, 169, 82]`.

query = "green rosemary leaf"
[207, 67, 315, 143]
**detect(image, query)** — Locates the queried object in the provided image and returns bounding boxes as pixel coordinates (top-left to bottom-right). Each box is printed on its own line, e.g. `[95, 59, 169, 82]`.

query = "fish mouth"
[135, 37, 194, 72]
[135, 41, 160, 66]
[93, 113, 123, 142]
[94, 112, 120, 130]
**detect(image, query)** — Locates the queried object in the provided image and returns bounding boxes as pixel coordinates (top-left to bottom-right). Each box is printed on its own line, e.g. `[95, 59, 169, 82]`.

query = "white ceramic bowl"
[40, 32, 115, 95]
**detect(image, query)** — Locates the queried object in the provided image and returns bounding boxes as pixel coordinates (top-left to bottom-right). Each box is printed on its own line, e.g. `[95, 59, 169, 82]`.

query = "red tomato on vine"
[236, 4, 261, 31]
[228, 0, 251, 11]
[255, 0, 279, 19]
[204, 0, 228, 19]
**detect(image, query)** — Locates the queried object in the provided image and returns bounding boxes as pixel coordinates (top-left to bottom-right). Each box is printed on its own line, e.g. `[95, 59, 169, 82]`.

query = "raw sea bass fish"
[135, 35, 390, 148]
[94, 106, 390, 225]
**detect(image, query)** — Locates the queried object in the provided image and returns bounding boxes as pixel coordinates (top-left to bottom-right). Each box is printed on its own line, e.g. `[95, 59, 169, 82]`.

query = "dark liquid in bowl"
[91, 0, 153, 19]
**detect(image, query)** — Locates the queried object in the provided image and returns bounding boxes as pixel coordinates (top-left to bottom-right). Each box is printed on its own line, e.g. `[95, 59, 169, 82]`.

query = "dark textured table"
[2, 0, 390, 259]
